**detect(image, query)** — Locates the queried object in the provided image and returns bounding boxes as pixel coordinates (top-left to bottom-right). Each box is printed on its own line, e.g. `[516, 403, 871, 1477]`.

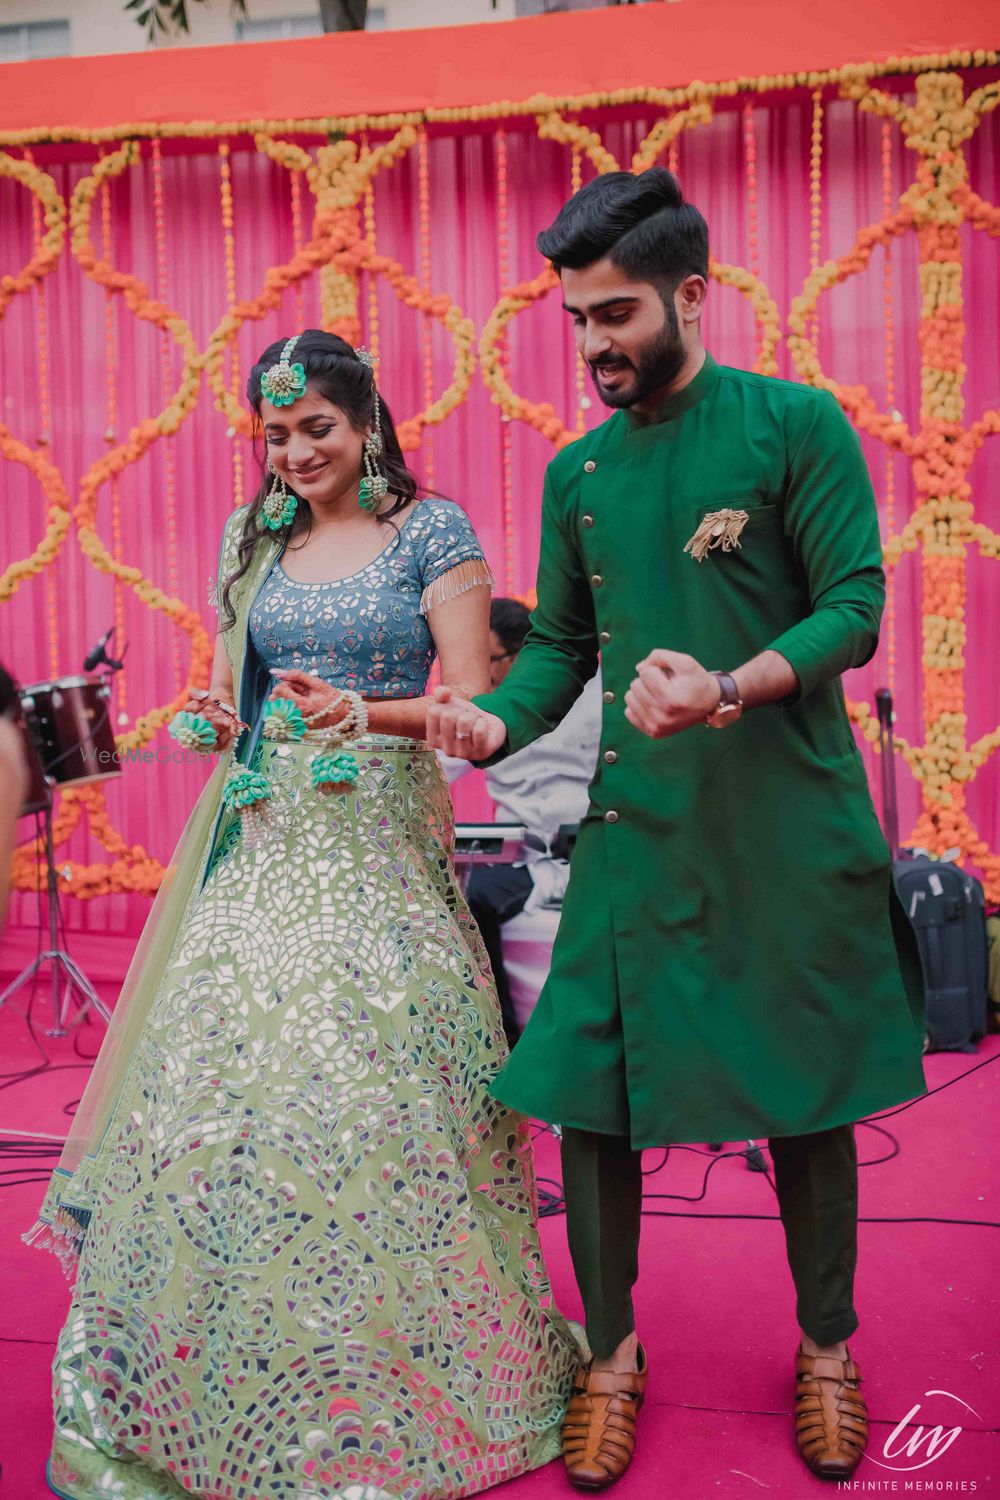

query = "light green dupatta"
[24, 508, 280, 1274]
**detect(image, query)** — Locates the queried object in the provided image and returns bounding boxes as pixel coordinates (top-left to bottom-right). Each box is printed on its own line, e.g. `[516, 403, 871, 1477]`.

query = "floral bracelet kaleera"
[167, 694, 247, 754]
[260, 684, 370, 792]
[168, 711, 218, 753]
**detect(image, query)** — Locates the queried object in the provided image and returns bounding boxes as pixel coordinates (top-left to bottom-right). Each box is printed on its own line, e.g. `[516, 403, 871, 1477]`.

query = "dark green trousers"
[561, 1125, 859, 1359]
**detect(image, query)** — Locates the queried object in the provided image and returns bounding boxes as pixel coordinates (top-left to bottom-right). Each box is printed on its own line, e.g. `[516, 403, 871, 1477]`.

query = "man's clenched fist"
[426, 685, 507, 760]
[624, 650, 721, 739]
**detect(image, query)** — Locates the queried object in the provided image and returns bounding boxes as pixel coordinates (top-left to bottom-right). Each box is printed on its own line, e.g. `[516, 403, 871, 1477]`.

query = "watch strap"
[705, 671, 744, 728]
[712, 672, 742, 711]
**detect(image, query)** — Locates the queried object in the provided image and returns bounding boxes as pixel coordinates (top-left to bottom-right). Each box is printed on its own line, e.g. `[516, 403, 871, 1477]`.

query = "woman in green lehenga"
[27, 331, 579, 1500]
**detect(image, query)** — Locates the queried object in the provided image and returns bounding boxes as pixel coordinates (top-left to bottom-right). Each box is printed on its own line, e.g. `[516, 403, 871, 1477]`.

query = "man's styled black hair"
[537, 167, 709, 288]
[490, 597, 531, 655]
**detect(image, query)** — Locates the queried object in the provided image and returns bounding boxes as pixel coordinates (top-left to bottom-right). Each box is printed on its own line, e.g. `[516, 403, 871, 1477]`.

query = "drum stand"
[0, 797, 112, 1036]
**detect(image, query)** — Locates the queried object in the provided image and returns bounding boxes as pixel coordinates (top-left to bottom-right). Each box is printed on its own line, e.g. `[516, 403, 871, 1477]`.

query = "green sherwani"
[476, 354, 926, 1148]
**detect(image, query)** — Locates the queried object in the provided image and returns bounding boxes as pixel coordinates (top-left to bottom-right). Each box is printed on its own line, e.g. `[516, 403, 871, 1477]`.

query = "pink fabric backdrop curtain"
[1, 86, 998, 961]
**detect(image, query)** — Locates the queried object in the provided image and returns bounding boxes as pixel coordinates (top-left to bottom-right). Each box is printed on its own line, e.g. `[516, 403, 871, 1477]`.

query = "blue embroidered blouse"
[247, 499, 491, 699]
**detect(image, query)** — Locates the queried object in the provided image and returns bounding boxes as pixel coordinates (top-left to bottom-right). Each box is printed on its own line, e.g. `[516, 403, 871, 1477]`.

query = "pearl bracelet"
[302, 688, 368, 746]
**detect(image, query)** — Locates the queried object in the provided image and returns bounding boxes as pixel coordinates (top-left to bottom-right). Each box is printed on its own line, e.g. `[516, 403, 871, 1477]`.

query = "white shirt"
[441, 673, 603, 911]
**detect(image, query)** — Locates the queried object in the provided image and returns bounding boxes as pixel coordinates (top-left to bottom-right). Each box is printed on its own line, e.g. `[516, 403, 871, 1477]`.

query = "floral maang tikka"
[260, 334, 307, 408]
[259, 334, 307, 531]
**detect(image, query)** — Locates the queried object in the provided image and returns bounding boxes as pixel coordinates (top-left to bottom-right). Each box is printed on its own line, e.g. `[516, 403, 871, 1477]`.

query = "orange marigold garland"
[101, 153, 128, 720]
[70, 141, 212, 748]
[0, 151, 73, 619]
[361, 135, 381, 365]
[743, 100, 762, 364]
[290, 161, 306, 331]
[571, 145, 589, 436]
[152, 138, 183, 694]
[496, 126, 515, 593]
[418, 125, 436, 493]
[25, 148, 61, 678]
[218, 143, 245, 508]
[211, 130, 475, 452]
[880, 117, 898, 697]
[807, 89, 824, 354]
[795, 72, 1000, 897]
[4, 62, 999, 898]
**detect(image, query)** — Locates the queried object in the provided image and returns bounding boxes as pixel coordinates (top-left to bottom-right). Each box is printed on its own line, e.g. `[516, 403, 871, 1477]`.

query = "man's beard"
[588, 300, 687, 410]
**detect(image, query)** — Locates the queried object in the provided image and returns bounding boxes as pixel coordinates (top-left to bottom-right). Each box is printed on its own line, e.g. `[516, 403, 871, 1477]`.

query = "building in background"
[0, 0, 634, 62]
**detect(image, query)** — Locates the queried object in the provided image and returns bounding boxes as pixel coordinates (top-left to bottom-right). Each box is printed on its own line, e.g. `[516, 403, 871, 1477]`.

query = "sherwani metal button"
[591, 574, 604, 588]
[600, 631, 612, 644]
[604, 810, 619, 823]
[584, 460, 597, 473]
[603, 690, 615, 704]
[582, 514, 594, 527]
[604, 750, 618, 764]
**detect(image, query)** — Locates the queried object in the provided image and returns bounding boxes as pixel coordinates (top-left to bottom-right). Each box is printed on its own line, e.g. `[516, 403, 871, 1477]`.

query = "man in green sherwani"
[427, 169, 926, 1490]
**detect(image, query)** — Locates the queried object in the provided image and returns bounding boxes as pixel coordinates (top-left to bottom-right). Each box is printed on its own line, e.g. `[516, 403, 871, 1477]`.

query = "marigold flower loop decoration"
[3, 55, 998, 899]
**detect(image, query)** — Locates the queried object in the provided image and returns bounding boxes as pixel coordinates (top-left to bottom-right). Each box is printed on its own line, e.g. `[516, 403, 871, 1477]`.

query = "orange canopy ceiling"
[0, 0, 997, 136]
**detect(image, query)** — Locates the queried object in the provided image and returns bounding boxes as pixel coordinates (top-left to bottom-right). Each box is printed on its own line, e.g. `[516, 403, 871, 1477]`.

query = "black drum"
[20, 675, 120, 794]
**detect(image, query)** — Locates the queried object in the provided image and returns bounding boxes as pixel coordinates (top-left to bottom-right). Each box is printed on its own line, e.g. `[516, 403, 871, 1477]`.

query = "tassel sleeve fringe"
[419, 556, 495, 616]
[22, 1206, 87, 1281]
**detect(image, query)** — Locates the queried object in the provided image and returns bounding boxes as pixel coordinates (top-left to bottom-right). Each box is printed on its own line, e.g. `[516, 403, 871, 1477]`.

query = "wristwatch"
[705, 671, 744, 729]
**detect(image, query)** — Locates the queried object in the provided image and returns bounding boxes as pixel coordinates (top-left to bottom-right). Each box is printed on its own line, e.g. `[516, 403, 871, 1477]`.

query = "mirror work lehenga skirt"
[40, 736, 578, 1500]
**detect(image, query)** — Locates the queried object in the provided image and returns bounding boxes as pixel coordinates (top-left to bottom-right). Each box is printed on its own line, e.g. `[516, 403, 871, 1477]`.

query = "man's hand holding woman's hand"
[426, 686, 506, 760]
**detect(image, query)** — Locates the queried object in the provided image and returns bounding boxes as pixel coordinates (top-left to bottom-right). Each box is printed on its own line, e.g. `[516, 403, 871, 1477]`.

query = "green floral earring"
[355, 348, 389, 512]
[261, 461, 297, 531]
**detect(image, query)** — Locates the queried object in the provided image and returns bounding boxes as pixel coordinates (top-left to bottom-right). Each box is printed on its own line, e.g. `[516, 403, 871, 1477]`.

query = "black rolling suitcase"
[876, 689, 988, 1052]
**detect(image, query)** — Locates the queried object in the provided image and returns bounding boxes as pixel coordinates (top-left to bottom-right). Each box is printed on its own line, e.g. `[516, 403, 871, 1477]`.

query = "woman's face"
[261, 385, 368, 507]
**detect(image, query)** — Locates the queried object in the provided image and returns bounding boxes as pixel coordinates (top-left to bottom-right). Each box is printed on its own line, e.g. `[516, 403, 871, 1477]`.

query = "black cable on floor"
[532, 1049, 999, 1221]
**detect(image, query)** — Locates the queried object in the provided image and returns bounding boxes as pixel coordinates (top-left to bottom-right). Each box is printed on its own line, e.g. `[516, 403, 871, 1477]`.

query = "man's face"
[560, 258, 691, 410]
[489, 630, 519, 687]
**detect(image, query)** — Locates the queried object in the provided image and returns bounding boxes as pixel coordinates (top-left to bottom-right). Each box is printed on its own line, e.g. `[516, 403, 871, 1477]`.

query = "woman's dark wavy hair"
[536, 167, 709, 295]
[220, 329, 421, 629]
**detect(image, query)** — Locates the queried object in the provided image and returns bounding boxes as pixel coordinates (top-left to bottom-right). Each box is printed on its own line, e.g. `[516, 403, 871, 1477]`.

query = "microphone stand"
[875, 687, 899, 861]
[0, 783, 113, 1035]
[0, 651, 125, 1036]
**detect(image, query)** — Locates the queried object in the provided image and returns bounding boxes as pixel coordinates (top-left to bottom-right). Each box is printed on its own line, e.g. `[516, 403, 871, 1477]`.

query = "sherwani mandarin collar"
[623, 351, 720, 431]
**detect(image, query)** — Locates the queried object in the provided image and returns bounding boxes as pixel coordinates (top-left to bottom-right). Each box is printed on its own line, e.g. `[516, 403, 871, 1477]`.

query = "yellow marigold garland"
[1, 47, 997, 147]
[3, 57, 999, 897]
[0, 150, 65, 314]
[814, 72, 1000, 895]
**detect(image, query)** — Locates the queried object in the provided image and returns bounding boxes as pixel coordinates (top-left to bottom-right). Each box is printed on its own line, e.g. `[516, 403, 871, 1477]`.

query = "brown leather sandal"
[794, 1345, 868, 1479]
[561, 1343, 648, 1491]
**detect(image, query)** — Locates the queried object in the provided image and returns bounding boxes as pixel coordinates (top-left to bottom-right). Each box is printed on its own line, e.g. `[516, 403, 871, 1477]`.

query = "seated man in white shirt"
[443, 598, 602, 1046]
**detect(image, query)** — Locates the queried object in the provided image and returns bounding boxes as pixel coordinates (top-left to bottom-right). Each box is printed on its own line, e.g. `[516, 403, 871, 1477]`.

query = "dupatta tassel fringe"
[22, 1203, 90, 1280]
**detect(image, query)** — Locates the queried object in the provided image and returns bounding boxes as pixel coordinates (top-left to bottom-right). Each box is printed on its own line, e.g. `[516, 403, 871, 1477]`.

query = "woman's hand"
[425, 685, 507, 760]
[182, 689, 241, 752]
[269, 669, 350, 730]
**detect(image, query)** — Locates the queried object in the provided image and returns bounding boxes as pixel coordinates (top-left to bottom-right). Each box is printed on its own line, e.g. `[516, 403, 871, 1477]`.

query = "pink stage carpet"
[1, 986, 997, 1499]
